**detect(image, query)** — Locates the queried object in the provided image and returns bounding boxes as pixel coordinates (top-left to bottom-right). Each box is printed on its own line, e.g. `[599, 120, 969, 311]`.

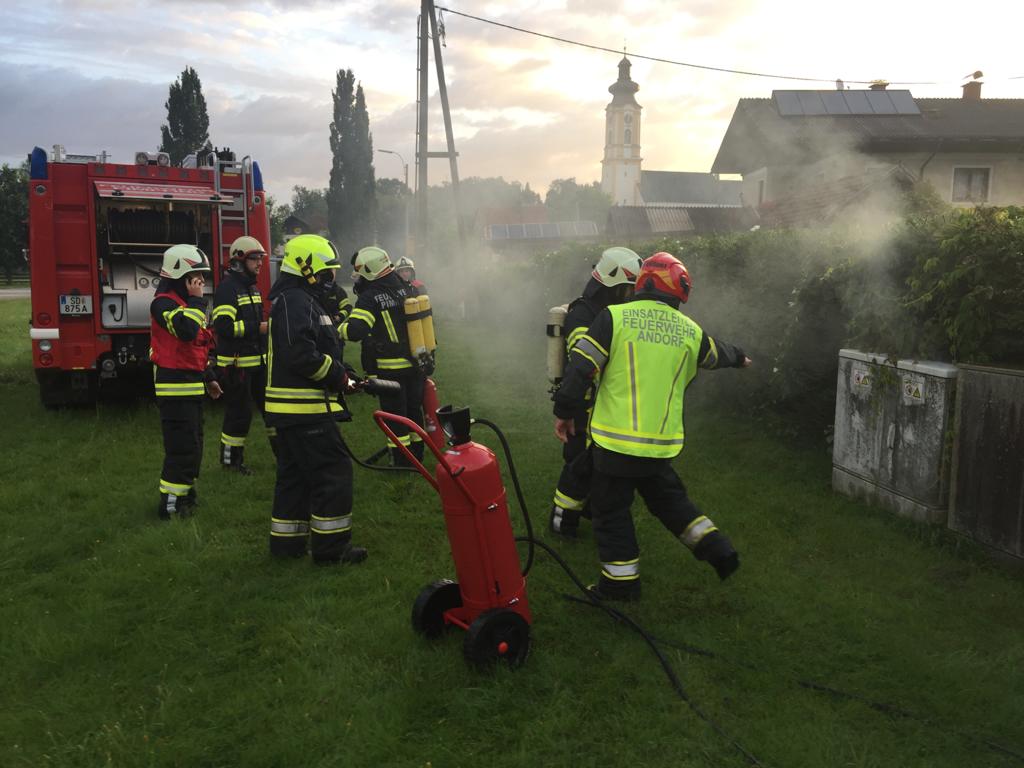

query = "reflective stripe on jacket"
[588, 300, 702, 459]
[212, 270, 266, 367]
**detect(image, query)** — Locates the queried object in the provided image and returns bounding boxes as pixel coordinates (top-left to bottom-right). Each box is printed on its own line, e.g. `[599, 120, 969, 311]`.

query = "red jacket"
[150, 291, 212, 372]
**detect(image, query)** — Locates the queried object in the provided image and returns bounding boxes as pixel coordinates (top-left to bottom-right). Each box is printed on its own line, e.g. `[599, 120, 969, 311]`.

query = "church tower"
[601, 56, 642, 206]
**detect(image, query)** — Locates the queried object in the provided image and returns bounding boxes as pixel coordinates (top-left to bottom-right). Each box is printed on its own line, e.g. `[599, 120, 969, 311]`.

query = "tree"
[328, 69, 377, 257]
[159, 67, 212, 164]
[0, 163, 29, 284]
[376, 178, 409, 261]
[266, 196, 291, 252]
[544, 178, 612, 224]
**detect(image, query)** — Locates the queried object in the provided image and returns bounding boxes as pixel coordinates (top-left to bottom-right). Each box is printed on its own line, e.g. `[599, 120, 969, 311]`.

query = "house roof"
[607, 205, 758, 237]
[759, 165, 914, 229]
[640, 171, 743, 207]
[712, 93, 1024, 174]
[473, 205, 548, 229]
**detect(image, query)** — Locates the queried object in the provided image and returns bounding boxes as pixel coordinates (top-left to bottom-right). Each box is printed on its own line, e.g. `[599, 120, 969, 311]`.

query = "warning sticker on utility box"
[902, 374, 926, 405]
[852, 363, 871, 389]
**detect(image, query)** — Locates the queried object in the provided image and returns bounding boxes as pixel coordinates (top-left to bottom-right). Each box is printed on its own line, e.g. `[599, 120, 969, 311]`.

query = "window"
[624, 113, 633, 125]
[624, 128, 632, 144]
[952, 167, 990, 203]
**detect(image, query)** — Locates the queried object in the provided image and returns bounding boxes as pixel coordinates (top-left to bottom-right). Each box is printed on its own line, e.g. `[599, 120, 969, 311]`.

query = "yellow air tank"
[417, 295, 436, 352]
[405, 296, 426, 357]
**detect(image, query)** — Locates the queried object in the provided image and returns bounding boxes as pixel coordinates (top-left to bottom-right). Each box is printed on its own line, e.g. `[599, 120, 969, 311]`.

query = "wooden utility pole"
[415, 0, 462, 261]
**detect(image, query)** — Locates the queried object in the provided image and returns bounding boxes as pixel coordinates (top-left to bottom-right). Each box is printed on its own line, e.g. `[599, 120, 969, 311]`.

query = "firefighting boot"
[157, 493, 195, 520]
[587, 579, 642, 602]
[693, 531, 740, 581]
[222, 446, 254, 476]
[313, 542, 368, 566]
[549, 504, 581, 539]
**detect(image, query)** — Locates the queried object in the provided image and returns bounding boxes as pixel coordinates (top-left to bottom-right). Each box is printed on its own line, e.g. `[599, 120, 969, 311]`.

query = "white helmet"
[395, 256, 415, 271]
[351, 246, 393, 281]
[592, 246, 642, 288]
[229, 235, 267, 261]
[160, 244, 211, 279]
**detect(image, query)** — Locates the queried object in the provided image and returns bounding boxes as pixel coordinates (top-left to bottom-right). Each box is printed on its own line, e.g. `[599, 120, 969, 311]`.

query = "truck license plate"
[59, 294, 93, 315]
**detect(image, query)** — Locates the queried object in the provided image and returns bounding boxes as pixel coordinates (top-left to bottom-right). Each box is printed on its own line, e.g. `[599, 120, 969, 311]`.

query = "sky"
[2, 0, 1024, 203]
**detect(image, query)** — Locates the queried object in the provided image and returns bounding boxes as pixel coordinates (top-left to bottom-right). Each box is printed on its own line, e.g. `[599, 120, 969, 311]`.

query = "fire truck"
[26, 145, 272, 407]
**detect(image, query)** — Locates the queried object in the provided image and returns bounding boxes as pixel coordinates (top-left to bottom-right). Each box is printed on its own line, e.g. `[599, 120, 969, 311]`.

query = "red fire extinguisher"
[374, 405, 532, 669]
[421, 377, 445, 453]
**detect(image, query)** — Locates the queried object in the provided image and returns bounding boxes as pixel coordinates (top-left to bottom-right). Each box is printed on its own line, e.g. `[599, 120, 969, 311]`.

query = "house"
[712, 80, 1024, 227]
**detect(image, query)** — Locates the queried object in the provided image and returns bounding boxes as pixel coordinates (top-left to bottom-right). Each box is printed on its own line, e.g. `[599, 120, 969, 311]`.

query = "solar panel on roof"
[775, 91, 803, 116]
[524, 223, 543, 238]
[488, 224, 508, 240]
[797, 91, 827, 116]
[541, 222, 559, 238]
[888, 90, 921, 114]
[865, 90, 897, 115]
[820, 91, 852, 115]
[578, 221, 599, 235]
[774, 89, 921, 116]
[508, 224, 524, 239]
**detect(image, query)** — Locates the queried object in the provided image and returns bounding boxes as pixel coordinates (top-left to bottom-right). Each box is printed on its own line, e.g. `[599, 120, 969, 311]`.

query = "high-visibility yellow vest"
[589, 300, 703, 459]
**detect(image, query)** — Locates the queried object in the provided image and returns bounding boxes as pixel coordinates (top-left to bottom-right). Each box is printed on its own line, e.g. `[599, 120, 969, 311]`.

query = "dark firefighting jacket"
[211, 269, 266, 368]
[264, 274, 349, 428]
[340, 272, 416, 375]
[150, 281, 212, 399]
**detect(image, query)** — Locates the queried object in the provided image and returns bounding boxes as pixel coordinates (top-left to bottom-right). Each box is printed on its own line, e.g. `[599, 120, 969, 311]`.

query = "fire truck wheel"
[411, 580, 462, 638]
[463, 609, 531, 670]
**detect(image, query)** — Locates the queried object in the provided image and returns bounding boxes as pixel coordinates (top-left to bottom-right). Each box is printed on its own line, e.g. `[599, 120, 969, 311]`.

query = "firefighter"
[395, 256, 427, 296]
[552, 252, 752, 601]
[549, 246, 642, 539]
[150, 244, 222, 520]
[341, 246, 425, 465]
[211, 235, 273, 474]
[265, 234, 367, 565]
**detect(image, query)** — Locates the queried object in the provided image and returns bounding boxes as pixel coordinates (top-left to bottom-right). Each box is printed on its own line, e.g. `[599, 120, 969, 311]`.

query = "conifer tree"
[159, 67, 212, 164]
[328, 69, 377, 257]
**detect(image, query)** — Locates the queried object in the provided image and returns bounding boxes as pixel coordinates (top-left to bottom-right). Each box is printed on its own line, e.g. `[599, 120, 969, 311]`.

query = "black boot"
[314, 541, 368, 566]
[157, 492, 195, 520]
[222, 445, 254, 476]
[694, 531, 740, 581]
[549, 504, 581, 539]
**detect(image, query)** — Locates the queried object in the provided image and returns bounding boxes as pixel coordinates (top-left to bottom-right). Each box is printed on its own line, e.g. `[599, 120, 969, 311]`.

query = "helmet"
[229, 235, 267, 261]
[160, 244, 211, 279]
[281, 234, 341, 283]
[351, 246, 393, 281]
[592, 246, 642, 287]
[635, 252, 692, 304]
[395, 256, 415, 272]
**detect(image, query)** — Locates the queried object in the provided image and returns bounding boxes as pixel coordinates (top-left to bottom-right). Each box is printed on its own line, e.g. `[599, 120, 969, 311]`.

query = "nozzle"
[437, 404, 471, 445]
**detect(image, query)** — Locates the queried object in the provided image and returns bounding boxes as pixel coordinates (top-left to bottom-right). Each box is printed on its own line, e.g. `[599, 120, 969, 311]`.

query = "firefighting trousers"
[376, 372, 426, 464]
[553, 410, 592, 514]
[269, 420, 354, 561]
[157, 397, 204, 498]
[589, 462, 704, 594]
[218, 365, 270, 458]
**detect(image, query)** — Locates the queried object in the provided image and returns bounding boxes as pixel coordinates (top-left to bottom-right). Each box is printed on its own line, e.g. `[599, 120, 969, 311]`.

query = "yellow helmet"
[160, 244, 211, 279]
[229, 235, 267, 261]
[351, 246, 393, 281]
[281, 235, 341, 283]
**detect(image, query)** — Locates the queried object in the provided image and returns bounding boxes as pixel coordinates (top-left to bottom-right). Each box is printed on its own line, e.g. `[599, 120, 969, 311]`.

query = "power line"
[436, 5, 938, 86]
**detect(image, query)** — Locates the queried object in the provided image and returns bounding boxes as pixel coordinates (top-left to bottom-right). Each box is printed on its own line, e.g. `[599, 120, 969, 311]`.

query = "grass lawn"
[1, 297, 1022, 768]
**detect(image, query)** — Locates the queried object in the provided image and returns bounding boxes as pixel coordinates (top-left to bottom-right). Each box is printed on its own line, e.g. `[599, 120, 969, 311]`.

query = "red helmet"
[635, 252, 692, 304]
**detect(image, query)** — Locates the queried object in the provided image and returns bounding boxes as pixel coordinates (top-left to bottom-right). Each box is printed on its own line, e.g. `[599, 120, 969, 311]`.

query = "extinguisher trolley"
[374, 405, 532, 669]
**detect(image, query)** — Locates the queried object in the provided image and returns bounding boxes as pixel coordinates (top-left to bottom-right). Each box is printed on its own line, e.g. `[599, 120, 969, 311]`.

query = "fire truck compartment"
[98, 202, 215, 329]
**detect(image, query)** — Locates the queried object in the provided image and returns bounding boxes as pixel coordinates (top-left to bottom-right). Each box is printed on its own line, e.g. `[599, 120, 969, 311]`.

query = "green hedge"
[465, 202, 1024, 439]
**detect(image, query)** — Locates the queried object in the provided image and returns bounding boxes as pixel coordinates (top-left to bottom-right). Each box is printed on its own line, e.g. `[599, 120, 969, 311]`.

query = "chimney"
[869, 80, 889, 91]
[962, 71, 984, 100]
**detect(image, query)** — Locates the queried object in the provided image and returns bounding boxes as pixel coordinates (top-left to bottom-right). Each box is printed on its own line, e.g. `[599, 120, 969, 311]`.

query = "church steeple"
[601, 56, 642, 206]
[609, 56, 640, 106]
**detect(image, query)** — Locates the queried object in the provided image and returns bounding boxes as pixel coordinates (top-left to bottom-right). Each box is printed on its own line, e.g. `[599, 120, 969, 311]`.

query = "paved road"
[0, 288, 30, 300]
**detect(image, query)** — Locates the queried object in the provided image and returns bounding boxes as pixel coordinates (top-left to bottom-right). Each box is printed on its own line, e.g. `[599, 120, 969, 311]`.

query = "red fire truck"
[26, 145, 272, 407]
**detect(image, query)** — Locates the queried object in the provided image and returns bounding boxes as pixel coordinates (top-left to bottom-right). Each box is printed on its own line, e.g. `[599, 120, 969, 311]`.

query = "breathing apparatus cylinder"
[405, 297, 427, 357]
[546, 304, 569, 384]
[417, 295, 436, 353]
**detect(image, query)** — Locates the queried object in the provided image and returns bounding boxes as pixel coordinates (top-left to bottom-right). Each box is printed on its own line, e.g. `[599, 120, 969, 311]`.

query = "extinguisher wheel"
[411, 579, 463, 638]
[463, 609, 531, 670]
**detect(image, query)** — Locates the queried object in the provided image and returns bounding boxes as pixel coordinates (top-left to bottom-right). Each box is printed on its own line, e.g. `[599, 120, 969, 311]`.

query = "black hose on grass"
[473, 417, 766, 765]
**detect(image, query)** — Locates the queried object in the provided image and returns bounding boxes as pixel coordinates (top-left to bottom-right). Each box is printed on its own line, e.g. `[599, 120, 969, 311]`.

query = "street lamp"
[377, 149, 411, 258]
[377, 149, 409, 192]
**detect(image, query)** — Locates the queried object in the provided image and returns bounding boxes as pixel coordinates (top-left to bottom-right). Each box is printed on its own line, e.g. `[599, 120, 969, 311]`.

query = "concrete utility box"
[832, 350, 959, 523]
[948, 365, 1024, 559]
